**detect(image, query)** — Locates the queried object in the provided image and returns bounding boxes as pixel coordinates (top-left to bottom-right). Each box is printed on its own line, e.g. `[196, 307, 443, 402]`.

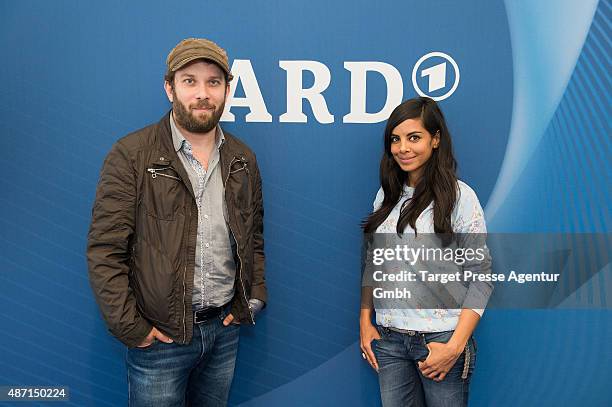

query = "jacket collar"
[152, 111, 195, 198]
[153, 111, 247, 198]
[169, 111, 226, 154]
[156, 110, 241, 159]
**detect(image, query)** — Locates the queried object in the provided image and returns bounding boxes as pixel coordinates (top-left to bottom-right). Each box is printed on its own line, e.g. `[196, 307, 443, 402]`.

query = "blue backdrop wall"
[0, 0, 610, 405]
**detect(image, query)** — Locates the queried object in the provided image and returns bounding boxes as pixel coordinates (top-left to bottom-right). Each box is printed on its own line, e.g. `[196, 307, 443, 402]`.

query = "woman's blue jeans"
[373, 327, 476, 407]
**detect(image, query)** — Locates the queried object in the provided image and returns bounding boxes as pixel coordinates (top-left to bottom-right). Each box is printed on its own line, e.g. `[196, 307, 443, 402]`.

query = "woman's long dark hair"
[362, 97, 458, 239]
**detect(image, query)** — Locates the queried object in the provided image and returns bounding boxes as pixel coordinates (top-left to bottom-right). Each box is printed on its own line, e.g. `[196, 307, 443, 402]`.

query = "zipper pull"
[241, 156, 250, 174]
[147, 168, 158, 179]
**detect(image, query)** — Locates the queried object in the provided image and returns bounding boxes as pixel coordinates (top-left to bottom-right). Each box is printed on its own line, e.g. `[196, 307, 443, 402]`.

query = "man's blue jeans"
[126, 313, 240, 407]
[373, 327, 476, 407]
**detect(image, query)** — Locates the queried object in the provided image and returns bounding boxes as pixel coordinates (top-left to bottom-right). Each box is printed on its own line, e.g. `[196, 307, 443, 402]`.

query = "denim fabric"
[373, 328, 476, 407]
[126, 311, 240, 407]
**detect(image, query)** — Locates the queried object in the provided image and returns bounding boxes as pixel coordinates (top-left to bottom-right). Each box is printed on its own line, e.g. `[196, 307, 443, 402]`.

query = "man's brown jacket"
[87, 112, 266, 348]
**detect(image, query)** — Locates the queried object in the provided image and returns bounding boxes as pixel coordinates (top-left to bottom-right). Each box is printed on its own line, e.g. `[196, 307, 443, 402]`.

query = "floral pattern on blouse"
[372, 181, 488, 332]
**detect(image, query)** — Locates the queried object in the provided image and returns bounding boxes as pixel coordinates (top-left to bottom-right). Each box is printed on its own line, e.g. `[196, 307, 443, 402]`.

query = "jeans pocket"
[134, 338, 162, 351]
[422, 330, 454, 345]
[420, 331, 454, 364]
[374, 325, 384, 339]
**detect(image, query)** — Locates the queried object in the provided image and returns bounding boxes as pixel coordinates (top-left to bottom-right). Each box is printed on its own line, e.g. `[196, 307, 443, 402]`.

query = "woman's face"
[390, 118, 439, 185]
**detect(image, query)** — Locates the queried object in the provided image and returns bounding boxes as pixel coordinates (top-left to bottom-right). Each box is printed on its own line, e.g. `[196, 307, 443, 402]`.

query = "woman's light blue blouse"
[373, 180, 489, 332]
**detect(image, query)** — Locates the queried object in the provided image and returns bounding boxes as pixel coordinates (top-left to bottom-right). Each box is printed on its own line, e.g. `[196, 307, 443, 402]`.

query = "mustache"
[191, 100, 215, 110]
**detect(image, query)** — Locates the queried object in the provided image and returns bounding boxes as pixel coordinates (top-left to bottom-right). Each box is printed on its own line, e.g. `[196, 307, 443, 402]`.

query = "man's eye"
[210, 80, 220, 85]
[184, 79, 194, 84]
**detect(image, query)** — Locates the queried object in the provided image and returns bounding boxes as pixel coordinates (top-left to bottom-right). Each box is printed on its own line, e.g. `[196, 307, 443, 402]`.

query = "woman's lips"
[398, 156, 416, 164]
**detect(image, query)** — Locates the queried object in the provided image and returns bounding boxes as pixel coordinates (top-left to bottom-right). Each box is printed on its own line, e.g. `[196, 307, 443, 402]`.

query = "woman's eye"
[409, 135, 421, 142]
[391, 136, 400, 142]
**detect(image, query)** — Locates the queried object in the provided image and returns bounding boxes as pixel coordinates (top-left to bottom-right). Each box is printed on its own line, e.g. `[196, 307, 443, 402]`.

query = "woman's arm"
[419, 182, 490, 381]
[360, 288, 381, 371]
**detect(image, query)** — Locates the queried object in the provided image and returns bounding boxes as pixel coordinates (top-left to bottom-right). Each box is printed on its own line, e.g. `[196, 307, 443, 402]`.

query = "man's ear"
[164, 81, 174, 103]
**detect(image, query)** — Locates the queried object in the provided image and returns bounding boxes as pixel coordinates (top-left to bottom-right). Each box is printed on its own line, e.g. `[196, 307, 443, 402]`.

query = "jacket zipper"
[166, 165, 189, 343]
[224, 156, 255, 324]
[148, 161, 190, 342]
[147, 168, 181, 180]
[182, 264, 186, 343]
[181, 183, 194, 344]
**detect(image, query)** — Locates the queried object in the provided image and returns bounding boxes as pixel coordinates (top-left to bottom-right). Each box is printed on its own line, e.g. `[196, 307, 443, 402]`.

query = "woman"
[360, 97, 491, 407]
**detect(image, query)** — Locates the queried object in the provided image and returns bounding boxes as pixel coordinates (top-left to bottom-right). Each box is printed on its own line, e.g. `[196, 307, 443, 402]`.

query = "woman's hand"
[360, 319, 382, 371]
[418, 341, 463, 381]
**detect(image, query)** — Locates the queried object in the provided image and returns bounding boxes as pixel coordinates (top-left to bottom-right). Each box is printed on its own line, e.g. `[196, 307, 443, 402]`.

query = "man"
[87, 38, 266, 406]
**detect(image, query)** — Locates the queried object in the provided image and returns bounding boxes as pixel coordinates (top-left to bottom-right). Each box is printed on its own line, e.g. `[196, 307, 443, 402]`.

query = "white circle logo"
[412, 52, 460, 101]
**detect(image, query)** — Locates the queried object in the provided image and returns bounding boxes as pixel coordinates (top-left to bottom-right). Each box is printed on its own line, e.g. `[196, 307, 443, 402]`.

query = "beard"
[172, 88, 225, 134]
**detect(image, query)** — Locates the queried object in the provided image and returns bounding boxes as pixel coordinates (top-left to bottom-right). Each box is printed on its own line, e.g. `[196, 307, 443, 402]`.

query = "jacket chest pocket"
[234, 178, 252, 213]
[226, 158, 252, 212]
[143, 164, 185, 221]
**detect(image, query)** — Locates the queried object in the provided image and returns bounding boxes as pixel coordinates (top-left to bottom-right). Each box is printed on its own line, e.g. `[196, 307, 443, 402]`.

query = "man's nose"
[194, 83, 210, 100]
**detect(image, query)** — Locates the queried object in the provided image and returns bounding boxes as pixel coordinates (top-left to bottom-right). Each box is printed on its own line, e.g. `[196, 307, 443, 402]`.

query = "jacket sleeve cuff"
[230, 297, 248, 322]
[250, 284, 267, 306]
[118, 318, 153, 348]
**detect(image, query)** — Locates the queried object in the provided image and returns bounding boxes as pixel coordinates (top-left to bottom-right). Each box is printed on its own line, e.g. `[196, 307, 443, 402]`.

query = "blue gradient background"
[0, 0, 610, 406]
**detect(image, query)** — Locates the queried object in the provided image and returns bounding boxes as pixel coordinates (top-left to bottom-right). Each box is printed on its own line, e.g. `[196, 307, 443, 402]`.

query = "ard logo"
[221, 52, 461, 124]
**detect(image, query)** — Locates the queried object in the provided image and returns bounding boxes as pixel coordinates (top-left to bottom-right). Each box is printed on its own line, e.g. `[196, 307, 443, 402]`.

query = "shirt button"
[205, 243, 210, 248]
[204, 214, 209, 219]
[206, 273, 210, 277]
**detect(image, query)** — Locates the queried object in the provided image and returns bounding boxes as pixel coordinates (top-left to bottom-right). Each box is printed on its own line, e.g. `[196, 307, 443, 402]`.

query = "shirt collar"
[169, 111, 225, 153]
